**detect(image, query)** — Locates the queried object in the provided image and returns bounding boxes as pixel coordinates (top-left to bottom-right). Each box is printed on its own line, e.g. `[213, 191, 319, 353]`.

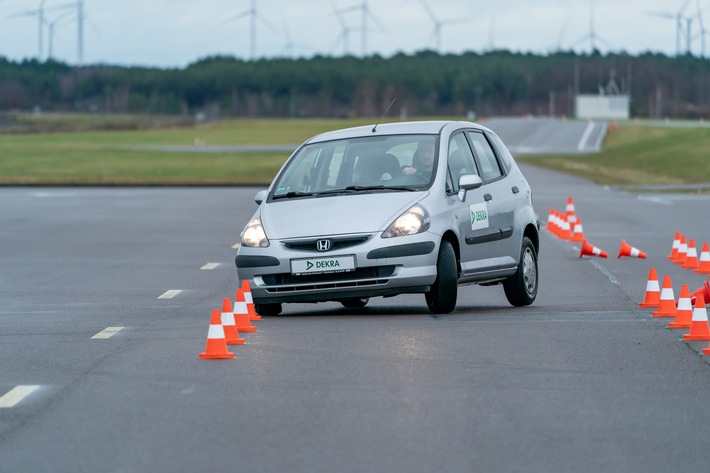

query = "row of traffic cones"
[199, 280, 260, 360]
[666, 232, 710, 274]
[638, 269, 710, 352]
[546, 197, 647, 259]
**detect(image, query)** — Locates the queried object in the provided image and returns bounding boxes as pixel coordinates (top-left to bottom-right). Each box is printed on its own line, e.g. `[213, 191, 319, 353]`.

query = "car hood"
[261, 192, 426, 239]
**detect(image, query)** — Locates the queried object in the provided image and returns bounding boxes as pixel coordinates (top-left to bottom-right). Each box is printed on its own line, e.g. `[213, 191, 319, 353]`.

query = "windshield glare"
[272, 134, 437, 197]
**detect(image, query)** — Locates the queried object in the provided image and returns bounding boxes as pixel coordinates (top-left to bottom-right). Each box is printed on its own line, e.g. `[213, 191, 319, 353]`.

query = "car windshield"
[271, 134, 438, 199]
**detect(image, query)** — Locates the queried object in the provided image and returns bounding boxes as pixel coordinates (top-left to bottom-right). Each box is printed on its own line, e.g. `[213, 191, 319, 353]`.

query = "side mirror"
[457, 174, 483, 201]
[254, 190, 268, 205]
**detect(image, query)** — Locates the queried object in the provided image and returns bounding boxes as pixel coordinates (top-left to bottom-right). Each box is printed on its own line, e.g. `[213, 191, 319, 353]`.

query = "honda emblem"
[316, 239, 331, 251]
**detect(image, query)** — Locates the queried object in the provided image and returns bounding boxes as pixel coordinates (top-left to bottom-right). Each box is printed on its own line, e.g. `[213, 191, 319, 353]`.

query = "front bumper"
[236, 233, 439, 304]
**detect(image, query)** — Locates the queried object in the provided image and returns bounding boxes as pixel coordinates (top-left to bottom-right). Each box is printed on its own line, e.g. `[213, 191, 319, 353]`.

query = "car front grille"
[262, 265, 396, 293]
[281, 235, 372, 252]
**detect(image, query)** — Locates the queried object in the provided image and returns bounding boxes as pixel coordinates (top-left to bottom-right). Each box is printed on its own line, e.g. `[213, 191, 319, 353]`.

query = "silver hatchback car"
[235, 120, 539, 315]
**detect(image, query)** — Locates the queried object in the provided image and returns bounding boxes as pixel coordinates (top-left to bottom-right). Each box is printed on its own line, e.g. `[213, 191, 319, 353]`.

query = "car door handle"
[484, 193, 492, 201]
[512, 186, 520, 194]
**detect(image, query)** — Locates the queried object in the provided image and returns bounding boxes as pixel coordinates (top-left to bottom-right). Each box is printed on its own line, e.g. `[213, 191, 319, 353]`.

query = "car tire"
[340, 298, 369, 308]
[254, 303, 282, 316]
[425, 240, 458, 314]
[503, 236, 538, 307]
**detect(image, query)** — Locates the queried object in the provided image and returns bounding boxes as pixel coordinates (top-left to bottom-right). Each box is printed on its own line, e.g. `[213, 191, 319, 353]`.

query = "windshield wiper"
[271, 191, 315, 200]
[318, 185, 418, 195]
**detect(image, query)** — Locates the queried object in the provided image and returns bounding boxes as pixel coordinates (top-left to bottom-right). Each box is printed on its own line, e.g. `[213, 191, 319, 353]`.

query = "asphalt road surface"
[2, 164, 710, 472]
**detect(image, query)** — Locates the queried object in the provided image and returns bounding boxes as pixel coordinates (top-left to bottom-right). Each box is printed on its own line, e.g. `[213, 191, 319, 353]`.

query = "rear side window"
[486, 132, 513, 173]
[467, 131, 503, 182]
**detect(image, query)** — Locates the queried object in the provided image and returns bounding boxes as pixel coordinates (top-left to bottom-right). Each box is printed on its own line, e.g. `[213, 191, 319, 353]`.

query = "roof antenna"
[372, 98, 397, 133]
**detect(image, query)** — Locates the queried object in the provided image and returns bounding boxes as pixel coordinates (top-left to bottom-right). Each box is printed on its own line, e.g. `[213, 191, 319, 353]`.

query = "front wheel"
[425, 240, 458, 314]
[503, 236, 538, 307]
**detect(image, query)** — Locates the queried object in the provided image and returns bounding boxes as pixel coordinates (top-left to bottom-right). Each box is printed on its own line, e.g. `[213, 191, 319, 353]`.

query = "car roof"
[305, 120, 491, 144]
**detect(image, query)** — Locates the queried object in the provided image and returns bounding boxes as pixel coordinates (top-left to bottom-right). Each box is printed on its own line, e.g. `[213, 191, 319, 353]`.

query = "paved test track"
[1, 164, 710, 472]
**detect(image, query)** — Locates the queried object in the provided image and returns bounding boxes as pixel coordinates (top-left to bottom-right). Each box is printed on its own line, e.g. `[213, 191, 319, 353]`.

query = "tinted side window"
[447, 132, 479, 193]
[467, 131, 503, 182]
[486, 132, 513, 173]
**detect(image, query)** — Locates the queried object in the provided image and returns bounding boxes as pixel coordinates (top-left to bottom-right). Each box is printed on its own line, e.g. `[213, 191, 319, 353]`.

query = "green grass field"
[1, 115, 709, 186]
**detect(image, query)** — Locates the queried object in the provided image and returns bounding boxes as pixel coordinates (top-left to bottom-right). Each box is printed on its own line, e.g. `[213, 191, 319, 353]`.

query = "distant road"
[128, 117, 609, 157]
[482, 116, 607, 155]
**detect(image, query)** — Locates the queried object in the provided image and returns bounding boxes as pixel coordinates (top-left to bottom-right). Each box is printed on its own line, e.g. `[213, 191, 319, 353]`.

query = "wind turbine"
[645, 0, 692, 56]
[47, 9, 75, 60]
[10, 0, 47, 60]
[337, 0, 384, 56]
[418, 0, 469, 52]
[331, 3, 356, 56]
[693, 0, 710, 57]
[572, 0, 611, 54]
[222, 0, 275, 60]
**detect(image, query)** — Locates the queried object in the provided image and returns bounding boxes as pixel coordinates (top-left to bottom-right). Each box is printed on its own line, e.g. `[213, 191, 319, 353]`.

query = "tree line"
[1, 50, 710, 119]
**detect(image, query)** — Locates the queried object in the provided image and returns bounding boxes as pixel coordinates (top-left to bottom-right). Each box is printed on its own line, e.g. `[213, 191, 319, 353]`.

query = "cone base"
[199, 353, 235, 359]
[249, 315, 262, 321]
[683, 334, 710, 341]
[639, 301, 660, 308]
[702, 348, 710, 355]
[226, 338, 245, 345]
[236, 326, 257, 332]
[652, 311, 676, 317]
[668, 322, 691, 329]
[694, 269, 710, 275]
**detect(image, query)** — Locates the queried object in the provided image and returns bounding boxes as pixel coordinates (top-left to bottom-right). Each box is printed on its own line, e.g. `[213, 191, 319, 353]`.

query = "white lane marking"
[0, 385, 41, 408]
[200, 263, 220, 270]
[231, 243, 241, 249]
[158, 290, 182, 299]
[588, 259, 620, 286]
[638, 195, 672, 206]
[91, 327, 124, 339]
[577, 121, 595, 151]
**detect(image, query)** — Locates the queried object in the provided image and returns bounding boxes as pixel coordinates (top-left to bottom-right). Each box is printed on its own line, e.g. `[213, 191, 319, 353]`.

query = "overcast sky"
[0, 0, 707, 68]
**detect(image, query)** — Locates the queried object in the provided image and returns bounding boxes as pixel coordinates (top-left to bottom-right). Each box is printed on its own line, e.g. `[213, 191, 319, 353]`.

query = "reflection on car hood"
[261, 192, 426, 239]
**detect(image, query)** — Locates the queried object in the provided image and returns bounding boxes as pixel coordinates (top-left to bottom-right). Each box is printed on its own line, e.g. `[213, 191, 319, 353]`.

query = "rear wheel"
[340, 298, 369, 308]
[254, 303, 282, 316]
[425, 240, 458, 314]
[503, 236, 538, 307]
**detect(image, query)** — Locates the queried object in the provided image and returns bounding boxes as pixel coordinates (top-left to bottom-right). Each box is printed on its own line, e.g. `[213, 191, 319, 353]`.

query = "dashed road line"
[158, 290, 182, 299]
[200, 263, 220, 270]
[0, 385, 41, 408]
[91, 327, 124, 339]
[232, 243, 241, 249]
[577, 121, 595, 151]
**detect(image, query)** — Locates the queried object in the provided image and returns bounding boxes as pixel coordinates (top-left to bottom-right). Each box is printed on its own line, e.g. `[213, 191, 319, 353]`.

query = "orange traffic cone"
[669, 284, 693, 329]
[673, 235, 688, 265]
[683, 294, 710, 341]
[668, 232, 681, 260]
[199, 309, 235, 359]
[681, 239, 699, 270]
[695, 243, 710, 275]
[617, 240, 647, 259]
[638, 268, 661, 308]
[241, 280, 262, 321]
[652, 276, 677, 317]
[220, 306, 245, 345]
[233, 290, 257, 332]
[558, 212, 572, 240]
[570, 217, 586, 242]
[690, 280, 710, 306]
[579, 240, 608, 258]
[545, 208, 557, 234]
[565, 197, 577, 225]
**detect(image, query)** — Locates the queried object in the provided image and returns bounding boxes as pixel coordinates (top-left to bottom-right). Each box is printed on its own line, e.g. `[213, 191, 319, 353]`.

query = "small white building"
[575, 94, 630, 120]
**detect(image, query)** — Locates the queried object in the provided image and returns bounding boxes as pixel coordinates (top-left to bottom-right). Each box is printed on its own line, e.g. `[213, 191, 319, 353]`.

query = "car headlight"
[241, 217, 270, 247]
[382, 205, 431, 238]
